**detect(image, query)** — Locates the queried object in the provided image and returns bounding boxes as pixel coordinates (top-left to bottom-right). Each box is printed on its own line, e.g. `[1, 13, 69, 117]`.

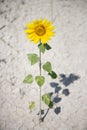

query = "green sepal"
[23, 74, 33, 84]
[35, 76, 45, 87]
[27, 53, 39, 65]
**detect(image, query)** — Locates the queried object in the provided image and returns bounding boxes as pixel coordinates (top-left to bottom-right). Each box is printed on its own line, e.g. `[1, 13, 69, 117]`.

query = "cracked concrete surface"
[0, 0, 87, 130]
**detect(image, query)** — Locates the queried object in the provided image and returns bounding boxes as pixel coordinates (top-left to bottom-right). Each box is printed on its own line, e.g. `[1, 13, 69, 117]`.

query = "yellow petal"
[25, 29, 34, 34]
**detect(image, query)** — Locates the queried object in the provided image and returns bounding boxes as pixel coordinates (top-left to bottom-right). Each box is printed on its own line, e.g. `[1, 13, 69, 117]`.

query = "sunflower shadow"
[41, 73, 80, 121]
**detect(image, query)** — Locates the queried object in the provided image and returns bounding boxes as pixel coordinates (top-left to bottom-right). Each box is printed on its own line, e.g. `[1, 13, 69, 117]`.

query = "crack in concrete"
[0, 25, 6, 30]
[0, 59, 7, 64]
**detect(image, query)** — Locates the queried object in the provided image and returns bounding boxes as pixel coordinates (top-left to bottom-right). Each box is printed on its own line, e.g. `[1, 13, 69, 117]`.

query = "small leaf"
[38, 43, 45, 53]
[48, 71, 57, 79]
[45, 43, 51, 50]
[23, 74, 33, 84]
[43, 62, 52, 73]
[49, 101, 54, 108]
[35, 76, 45, 87]
[27, 53, 39, 65]
[42, 94, 51, 106]
[29, 101, 35, 110]
[42, 94, 54, 108]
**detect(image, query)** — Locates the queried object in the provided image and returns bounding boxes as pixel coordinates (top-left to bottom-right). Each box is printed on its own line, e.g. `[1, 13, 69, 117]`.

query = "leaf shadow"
[54, 107, 61, 114]
[41, 73, 80, 121]
[50, 82, 61, 93]
[59, 73, 80, 87]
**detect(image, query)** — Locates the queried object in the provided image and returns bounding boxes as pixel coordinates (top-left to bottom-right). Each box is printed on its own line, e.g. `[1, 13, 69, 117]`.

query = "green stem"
[39, 49, 41, 76]
[39, 46, 42, 122]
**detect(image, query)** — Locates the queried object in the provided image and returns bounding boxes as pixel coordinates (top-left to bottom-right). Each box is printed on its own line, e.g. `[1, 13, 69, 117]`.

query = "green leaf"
[42, 94, 51, 106]
[45, 43, 51, 50]
[27, 53, 39, 65]
[48, 71, 57, 79]
[35, 76, 45, 87]
[38, 43, 51, 53]
[42, 94, 54, 108]
[38, 43, 45, 53]
[43, 62, 52, 73]
[23, 74, 33, 84]
[49, 101, 54, 108]
[29, 101, 35, 110]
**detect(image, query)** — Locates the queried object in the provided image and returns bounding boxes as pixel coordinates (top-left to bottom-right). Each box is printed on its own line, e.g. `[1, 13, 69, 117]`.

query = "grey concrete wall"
[0, 0, 87, 130]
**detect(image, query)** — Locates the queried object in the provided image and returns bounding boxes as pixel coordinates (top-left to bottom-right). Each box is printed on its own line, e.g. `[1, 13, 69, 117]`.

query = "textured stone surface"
[0, 0, 87, 130]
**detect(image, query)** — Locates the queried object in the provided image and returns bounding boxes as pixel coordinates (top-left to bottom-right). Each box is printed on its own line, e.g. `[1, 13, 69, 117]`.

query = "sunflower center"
[35, 25, 46, 36]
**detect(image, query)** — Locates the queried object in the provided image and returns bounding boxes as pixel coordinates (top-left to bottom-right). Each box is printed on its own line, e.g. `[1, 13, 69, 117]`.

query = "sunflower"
[25, 19, 55, 44]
